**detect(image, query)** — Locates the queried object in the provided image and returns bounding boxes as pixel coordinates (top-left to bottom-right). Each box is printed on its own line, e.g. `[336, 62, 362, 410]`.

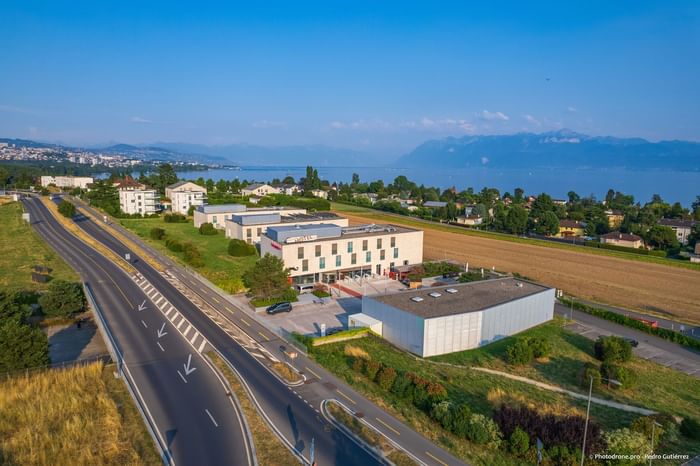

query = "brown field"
[339, 212, 700, 324]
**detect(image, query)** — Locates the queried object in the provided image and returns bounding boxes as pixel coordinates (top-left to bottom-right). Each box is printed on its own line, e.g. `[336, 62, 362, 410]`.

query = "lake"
[175, 166, 700, 206]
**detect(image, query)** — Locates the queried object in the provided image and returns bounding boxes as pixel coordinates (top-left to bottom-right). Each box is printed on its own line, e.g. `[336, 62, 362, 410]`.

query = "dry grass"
[0, 362, 159, 466]
[77, 206, 166, 272]
[344, 344, 370, 360]
[39, 197, 135, 274]
[270, 362, 303, 384]
[486, 387, 583, 418]
[339, 211, 700, 324]
[207, 352, 300, 466]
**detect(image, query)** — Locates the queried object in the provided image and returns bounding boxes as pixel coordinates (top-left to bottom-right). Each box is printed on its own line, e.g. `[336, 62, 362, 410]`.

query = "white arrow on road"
[137, 300, 147, 311]
[157, 322, 168, 339]
[183, 354, 197, 376]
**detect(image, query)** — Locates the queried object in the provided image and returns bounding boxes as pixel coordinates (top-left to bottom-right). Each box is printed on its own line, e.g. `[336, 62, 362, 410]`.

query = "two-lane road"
[23, 196, 253, 466]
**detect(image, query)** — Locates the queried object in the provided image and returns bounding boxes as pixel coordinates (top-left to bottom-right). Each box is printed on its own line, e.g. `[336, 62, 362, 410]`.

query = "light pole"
[649, 420, 662, 466]
[581, 376, 621, 466]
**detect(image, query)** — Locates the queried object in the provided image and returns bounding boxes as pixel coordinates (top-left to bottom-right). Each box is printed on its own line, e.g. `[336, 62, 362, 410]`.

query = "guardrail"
[83, 283, 173, 465]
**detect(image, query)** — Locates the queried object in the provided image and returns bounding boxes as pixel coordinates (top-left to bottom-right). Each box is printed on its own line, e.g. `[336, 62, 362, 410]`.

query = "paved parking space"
[335, 276, 407, 296]
[259, 296, 362, 336]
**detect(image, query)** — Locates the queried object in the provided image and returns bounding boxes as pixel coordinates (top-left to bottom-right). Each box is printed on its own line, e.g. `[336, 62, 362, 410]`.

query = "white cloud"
[0, 104, 46, 115]
[479, 110, 509, 121]
[252, 119, 287, 129]
[480, 156, 489, 165]
[567, 106, 577, 113]
[329, 116, 477, 134]
[523, 114, 542, 126]
[130, 116, 152, 124]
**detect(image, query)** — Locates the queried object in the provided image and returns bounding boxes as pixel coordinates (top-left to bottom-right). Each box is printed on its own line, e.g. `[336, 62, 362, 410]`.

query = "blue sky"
[1, 1, 698, 155]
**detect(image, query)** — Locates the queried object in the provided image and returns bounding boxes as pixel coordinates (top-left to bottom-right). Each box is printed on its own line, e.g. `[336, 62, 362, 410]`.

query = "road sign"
[125, 253, 131, 261]
[320, 323, 326, 337]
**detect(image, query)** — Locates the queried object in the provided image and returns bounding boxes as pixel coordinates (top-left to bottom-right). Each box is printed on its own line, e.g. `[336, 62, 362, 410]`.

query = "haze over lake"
[176, 166, 700, 206]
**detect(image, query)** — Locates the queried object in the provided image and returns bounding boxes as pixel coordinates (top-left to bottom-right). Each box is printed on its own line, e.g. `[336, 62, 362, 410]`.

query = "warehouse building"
[225, 211, 349, 243]
[193, 204, 306, 229]
[260, 223, 423, 284]
[40, 175, 94, 189]
[357, 278, 555, 357]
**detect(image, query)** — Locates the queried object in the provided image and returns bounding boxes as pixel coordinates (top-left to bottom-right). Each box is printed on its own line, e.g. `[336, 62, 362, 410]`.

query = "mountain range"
[394, 130, 700, 170]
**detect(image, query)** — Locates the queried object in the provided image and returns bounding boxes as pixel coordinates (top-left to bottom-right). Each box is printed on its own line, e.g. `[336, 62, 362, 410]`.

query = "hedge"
[584, 241, 667, 257]
[560, 298, 700, 351]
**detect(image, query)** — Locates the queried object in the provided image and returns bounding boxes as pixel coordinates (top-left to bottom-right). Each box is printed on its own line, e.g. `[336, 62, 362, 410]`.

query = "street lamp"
[649, 420, 662, 466]
[581, 376, 622, 466]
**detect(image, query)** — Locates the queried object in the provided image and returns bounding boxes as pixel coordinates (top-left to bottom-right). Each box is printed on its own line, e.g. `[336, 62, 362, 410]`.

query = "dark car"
[623, 337, 639, 347]
[325, 327, 343, 336]
[266, 302, 292, 314]
[442, 271, 460, 278]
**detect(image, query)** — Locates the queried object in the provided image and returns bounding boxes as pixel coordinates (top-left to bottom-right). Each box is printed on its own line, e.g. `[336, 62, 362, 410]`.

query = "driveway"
[260, 296, 362, 336]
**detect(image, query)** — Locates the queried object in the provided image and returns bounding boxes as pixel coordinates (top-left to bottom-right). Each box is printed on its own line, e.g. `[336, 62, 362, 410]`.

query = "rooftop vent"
[516, 282, 524, 288]
[410, 296, 424, 303]
[445, 288, 458, 294]
[428, 292, 442, 298]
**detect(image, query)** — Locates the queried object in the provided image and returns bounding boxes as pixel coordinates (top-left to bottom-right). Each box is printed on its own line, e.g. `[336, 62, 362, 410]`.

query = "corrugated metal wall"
[479, 288, 555, 347]
[423, 311, 483, 357]
[362, 297, 425, 355]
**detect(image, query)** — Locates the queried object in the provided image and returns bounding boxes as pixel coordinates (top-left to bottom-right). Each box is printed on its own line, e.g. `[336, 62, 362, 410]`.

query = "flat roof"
[197, 204, 247, 214]
[227, 211, 343, 226]
[266, 223, 419, 243]
[368, 277, 551, 318]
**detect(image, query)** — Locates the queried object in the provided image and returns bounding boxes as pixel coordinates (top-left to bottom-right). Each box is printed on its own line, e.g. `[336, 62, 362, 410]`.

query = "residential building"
[40, 175, 94, 189]
[605, 210, 625, 229]
[455, 215, 483, 226]
[691, 244, 700, 264]
[225, 212, 349, 243]
[556, 220, 586, 238]
[193, 204, 306, 229]
[241, 183, 280, 197]
[353, 193, 378, 204]
[355, 278, 555, 357]
[279, 184, 301, 196]
[423, 201, 447, 209]
[600, 231, 643, 249]
[310, 188, 328, 199]
[165, 181, 207, 215]
[260, 223, 423, 284]
[658, 218, 697, 245]
[114, 177, 159, 215]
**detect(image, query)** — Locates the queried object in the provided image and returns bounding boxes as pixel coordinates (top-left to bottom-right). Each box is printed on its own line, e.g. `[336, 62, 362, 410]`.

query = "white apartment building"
[260, 223, 424, 284]
[40, 175, 94, 189]
[193, 204, 306, 229]
[165, 181, 208, 215]
[225, 212, 349, 243]
[114, 177, 159, 215]
[241, 183, 280, 197]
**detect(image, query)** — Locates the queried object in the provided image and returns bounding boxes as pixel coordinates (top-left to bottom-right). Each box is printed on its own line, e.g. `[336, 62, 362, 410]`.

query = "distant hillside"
[394, 130, 700, 170]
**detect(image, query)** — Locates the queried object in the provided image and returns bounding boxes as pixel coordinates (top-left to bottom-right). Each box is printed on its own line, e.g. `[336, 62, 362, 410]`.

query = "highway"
[23, 196, 254, 466]
[69, 197, 468, 466]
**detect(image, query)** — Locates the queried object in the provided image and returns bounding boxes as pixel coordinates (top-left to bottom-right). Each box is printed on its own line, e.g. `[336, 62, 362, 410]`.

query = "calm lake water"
[176, 166, 700, 206]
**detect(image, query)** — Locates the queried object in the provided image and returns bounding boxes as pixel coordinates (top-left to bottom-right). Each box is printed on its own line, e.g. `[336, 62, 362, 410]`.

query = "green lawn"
[0, 201, 79, 291]
[310, 319, 700, 465]
[119, 217, 257, 293]
[330, 202, 700, 271]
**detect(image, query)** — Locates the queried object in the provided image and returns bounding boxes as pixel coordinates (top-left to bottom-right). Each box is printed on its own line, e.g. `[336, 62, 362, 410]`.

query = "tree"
[567, 190, 580, 204]
[645, 225, 679, 250]
[594, 336, 632, 363]
[38, 280, 85, 317]
[351, 173, 360, 187]
[282, 175, 296, 185]
[537, 211, 560, 236]
[85, 180, 119, 215]
[243, 253, 290, 299]
[0, 317, 50, 371]
[57, 200, 76, 218]
[514, 187, 524, 203]
[509, 427, 530, 456]
[228, 239, 257, 256]
[505, 206, 529, 234]
[157, 163, 178, 193]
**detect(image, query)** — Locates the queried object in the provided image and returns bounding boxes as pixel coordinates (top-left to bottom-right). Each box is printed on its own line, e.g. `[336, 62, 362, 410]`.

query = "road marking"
[184, 324, 192, 336]
[177, 318, 186, 330]
[141, 319, 148, 328]
[183, 354, 197, 375]
[143, 285, 153, 294]
[169, 312, 179, 322]
[335, 389, 356, 405]
[258, 331, 270, 341]
[166, 305, 175, 316]
[177, 370, 188, 383]
[425, 451, 448, 466]
[155, 296, 164, 306]
[137, 300, 148, 311]
[198, 339, 207, 353]
[305, 366, 321, 379]
[157, 322, 168, 338]
[157, 342, 165, 352]
[240, 318, 251, 327]
[147, 289, 158, 299]
[212, 296, 221, 304]
[205, 409, 219, 427]
[375, 417, 400, 436]
[190, 332, 199, 344]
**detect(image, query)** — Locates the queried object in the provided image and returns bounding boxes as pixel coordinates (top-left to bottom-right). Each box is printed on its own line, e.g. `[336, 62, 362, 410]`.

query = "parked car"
[325, 327, 343, 336]
[294, 284, 315, 294]
[266, 302, 292, 314]
[623, 337, 639, 347]
[442, 271, 460, 278]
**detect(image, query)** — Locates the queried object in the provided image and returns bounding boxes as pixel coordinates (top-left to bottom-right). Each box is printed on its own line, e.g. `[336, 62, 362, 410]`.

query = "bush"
[506, 338, 534, 365]
[57, 200, 76, 218]
[464, 414, 501, 446]
[149, 227, 166, 240]
[630, 416, 663, 447]
[364, 360, 382, 381]
[580, 362, 602, 390]
[390, 373, 413, 399]
[430, 401, 454, 430]
[680, 418, 700, 440]
[164, 213, 187, 223]
[351, 357, 365, 373]
[604, 428, 648, 465]
[198, 222, 217, 235]
[0, 317, 50, 371]
[38, 280, 85, 317]
[594, 336, 632, 363]
[450, 404, 473, 437]
[529, 337, 552, 358]
[165, 238, 183, 252]
[376, 366, 397, 391]
[509, 427, 530, 456]
[182, 242, 204, 267]
[228, 239, 257, 256]
[600, 362, 636, 389]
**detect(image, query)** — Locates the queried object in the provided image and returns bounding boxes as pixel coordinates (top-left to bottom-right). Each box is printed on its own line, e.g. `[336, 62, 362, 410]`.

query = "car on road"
[266, 302, 292, 314]
[623, 337, 639, 347]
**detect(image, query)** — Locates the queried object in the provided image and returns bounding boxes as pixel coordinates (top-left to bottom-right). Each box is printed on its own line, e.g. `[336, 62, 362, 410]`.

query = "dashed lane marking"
[205, 409, 219, 427]
[258, 331, 270, 341]
[335, 389, 356, 405]
[375, 417, 400, 436]
[240, 318, 251, 327]
[304, 366, 321, 380]
[157, 342, 165, 352]
[141, 320, 148, 328]
[425, 451, 449, 466]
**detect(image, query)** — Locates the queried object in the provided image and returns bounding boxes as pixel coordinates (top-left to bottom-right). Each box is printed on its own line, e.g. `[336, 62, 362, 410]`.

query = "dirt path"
[338, 212, 700, 323]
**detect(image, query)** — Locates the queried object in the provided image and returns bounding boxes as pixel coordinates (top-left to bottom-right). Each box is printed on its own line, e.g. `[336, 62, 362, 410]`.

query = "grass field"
[310, 319, 700, 465]
[119, 217, 257, 293]
[0, 201, 78, 291]
[331, 204, 700, 323]
[0, 361, 159, 466]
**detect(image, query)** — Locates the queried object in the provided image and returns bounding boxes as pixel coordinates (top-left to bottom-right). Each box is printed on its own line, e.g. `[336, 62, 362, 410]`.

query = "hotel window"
[347, 241, 353, 253]
[256, 228, 262, 236]
[319, 257, 326, 270]
[331, 243, 337, 255]
[390, 236, 396, 247]
[315, 245, 322, 257]
[212, 216, 217, 224]
[246, 228, 252, 238]
[366, 251, 371, 263]
[380, 249, 385, 260]
[377, 238, 382, 249]
[393, 247, 399, 259]
[362, 240, 368, 251]
[351, 253, 357, 265]
[335, 255, 341, 267]
[302, 259, 308, 272]
[297, 247, 304, 259]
